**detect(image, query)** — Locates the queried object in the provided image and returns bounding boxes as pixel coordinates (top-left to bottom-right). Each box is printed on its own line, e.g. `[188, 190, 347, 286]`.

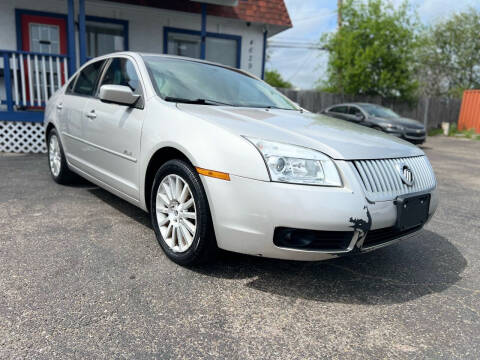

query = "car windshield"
[142, 56, 298, 110]
[360, 104, 399, 118]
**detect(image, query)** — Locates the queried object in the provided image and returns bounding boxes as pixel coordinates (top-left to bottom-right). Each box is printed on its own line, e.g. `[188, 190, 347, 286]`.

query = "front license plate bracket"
[395, 193, 430, 231]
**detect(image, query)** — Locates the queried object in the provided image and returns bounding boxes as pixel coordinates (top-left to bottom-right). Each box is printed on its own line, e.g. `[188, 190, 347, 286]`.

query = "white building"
[0, 0, 291, 152]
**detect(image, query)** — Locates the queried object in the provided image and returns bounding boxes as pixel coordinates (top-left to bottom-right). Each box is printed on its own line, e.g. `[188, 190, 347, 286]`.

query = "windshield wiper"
[247, 104, 298, 110]
[164, 97, 236, 106]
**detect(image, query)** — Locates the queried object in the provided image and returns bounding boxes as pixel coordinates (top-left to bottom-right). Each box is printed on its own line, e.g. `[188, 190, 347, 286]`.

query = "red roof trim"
[105, 0, 292, 28]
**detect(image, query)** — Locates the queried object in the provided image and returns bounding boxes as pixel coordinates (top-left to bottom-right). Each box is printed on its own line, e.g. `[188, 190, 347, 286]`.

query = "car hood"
[373, 116, 425, 129]
[177, 105, 424, 160]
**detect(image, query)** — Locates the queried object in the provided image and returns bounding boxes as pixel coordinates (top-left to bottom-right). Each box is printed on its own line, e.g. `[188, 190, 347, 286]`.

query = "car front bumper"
[403, 129, 426, 143]
[201, 161, 438, 261]
[383, 128, 426, 143]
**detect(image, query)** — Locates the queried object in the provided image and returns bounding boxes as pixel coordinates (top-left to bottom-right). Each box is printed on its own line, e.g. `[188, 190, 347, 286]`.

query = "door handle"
[56, 103, 63, 110]
[86, 110, 96, 120]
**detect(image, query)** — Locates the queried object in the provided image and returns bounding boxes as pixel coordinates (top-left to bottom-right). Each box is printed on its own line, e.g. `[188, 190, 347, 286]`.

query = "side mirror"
[99, 85, 140, 106]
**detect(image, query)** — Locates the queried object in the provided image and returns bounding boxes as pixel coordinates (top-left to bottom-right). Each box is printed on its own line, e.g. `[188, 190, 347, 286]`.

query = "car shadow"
[86, 186, 466, 305]
[87, 186, 152, 229]
[65, 174, 98, 188]
[191, 230, 466, 305]
[419, 145, 432, 150]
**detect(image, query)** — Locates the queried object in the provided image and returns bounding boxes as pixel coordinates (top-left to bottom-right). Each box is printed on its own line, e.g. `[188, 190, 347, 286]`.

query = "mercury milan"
[44, 52, 438, 265]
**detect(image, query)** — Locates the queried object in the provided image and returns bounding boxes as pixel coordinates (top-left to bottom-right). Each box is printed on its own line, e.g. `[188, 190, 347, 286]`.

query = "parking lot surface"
[1, 136, 479, 359]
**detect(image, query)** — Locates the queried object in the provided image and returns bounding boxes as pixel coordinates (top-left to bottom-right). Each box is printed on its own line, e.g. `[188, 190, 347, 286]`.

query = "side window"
[99, 58, 141, 94]
[66, 74, 77, 94]
[331, 106, 348, 114]
[348, 106, 362, 116]
[73, 60, 105, 96]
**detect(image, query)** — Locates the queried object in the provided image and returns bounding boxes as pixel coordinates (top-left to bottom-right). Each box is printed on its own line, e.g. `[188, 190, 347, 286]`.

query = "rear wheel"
[47, 128, 76, 184]
[150, 159, 217, 265]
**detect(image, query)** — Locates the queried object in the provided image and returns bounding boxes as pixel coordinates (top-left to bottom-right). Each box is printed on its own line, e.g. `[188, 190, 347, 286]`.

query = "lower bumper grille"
[405, 131, 425, 137]
[362, 225, 422, 248]
[273, 227, 354, 251]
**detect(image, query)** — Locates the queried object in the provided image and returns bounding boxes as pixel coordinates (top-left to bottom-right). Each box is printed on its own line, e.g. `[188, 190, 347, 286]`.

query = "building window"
[167, 33, 201, 59]
[205, 37, 238, 68]
[29, 23, 61, 54]
[85, 18, 128, 58]
[164, 28, 241, 68]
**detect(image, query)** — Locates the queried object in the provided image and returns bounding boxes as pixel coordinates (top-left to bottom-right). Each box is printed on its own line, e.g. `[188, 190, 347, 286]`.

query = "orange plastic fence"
[458, 90, 480, 132]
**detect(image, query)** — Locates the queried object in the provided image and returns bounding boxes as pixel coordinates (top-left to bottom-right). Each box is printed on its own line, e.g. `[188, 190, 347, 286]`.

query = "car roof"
[328, 102, 384, 108]
[328, 103, 360, 108]
[354, 102, 383, 107]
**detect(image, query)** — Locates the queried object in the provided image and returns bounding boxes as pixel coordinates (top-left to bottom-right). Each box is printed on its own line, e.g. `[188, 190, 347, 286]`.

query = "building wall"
[0, 0, 69, 51]
[0, 0, 266, 77]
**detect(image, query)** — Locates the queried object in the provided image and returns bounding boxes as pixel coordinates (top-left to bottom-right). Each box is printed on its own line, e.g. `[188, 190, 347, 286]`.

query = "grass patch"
[428, 124, 480, 140]
[448, 124, 480, 140]
[428, 128, 444, 136]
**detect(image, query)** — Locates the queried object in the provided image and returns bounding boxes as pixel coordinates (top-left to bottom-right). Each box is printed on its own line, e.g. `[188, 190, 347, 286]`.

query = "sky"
[267, 0, 480, 89]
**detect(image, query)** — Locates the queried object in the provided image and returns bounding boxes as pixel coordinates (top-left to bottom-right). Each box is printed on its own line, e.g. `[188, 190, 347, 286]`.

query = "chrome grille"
[352, 156, 436, 201]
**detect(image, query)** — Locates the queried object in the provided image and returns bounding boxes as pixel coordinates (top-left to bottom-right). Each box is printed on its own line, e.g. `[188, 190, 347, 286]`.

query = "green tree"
[321, 0, 420, 101]
[265, 69, 292, 88]
[418, 8, 480, 97]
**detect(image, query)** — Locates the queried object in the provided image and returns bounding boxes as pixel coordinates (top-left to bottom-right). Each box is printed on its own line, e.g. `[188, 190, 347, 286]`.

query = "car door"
[55, 74, 78, 155]
[81, 56, 145, 200]
[347, 106, 367, 126]
[58, 60, 106, 170]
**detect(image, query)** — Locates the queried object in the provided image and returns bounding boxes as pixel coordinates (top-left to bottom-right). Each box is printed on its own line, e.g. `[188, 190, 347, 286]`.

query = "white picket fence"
[2, 50, 69, 109]
[1, 50, 70, 153]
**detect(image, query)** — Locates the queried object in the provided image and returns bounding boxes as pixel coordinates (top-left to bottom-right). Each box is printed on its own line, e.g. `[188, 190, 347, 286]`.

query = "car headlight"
[380, 123, 404, 131]
[244, 137, 342, 186]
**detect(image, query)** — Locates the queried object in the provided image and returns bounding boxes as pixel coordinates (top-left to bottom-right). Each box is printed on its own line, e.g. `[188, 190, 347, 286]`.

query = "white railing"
[1, 50, 69, 110]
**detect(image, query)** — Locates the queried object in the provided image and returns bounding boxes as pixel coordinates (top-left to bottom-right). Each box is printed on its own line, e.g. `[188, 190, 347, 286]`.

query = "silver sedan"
[44, 52, 438, 265]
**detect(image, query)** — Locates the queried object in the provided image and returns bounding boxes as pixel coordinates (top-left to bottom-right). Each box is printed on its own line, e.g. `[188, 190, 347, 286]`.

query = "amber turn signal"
[196, 167, 230, 181]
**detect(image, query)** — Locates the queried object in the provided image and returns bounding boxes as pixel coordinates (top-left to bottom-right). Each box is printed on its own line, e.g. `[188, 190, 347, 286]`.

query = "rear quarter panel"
[43, 87, 66, 139]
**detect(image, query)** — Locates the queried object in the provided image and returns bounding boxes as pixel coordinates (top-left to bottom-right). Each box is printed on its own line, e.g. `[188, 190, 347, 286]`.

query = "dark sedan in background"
[322, 103, 426, 144]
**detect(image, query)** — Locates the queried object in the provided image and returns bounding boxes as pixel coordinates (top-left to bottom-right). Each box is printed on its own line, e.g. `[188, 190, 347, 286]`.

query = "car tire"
[150, 159, 217, 265]
[47, 128, 76, 185]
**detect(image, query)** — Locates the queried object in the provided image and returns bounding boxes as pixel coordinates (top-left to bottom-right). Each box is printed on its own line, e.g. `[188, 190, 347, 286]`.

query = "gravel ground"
[0, 136, 479, 359]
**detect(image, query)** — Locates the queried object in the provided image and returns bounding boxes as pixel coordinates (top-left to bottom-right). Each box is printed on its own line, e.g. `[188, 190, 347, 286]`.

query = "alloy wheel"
[49, 134, 61, 177]
[156, 174, 197, 253]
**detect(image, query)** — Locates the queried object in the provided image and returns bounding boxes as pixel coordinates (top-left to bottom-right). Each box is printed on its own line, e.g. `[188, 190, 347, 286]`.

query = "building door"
[20, 13, 67, 55]
[19, 12, 68, 106]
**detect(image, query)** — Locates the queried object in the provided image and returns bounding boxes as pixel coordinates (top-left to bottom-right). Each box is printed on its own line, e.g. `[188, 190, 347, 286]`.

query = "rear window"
[330, 106, 348, 114]
[73, 60, 105, 96]
[66, 74, 77, 94]
[348, 107, 362, 115]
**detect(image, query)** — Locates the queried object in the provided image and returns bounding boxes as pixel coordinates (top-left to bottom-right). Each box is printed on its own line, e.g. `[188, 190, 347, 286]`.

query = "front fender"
[139, 100, 270, 208]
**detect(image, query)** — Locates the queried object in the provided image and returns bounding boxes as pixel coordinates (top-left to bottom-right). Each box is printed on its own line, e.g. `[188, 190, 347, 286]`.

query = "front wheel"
[150, 159, 217, 265]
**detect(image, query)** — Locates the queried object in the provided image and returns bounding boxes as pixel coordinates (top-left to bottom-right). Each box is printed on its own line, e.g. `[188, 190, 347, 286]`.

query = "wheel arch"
[45, 122, 55, 141]
[144, 146, 195, 212]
